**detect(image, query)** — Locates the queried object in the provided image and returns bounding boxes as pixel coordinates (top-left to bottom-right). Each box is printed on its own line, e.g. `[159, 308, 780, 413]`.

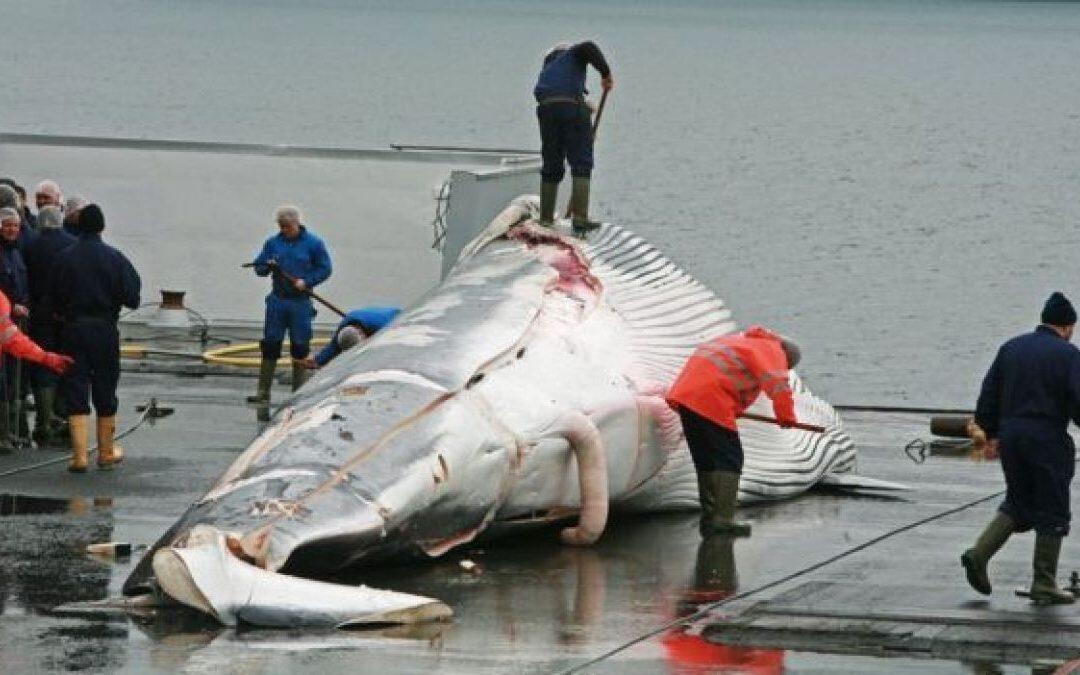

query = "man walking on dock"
[533, 41, 613, 235]
[963, 292, 1080, 605]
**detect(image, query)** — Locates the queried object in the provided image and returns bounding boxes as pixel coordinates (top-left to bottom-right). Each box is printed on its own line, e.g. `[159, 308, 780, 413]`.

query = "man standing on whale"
[533, 41, 613, 235]
[963, 291, 1080, 605]
[667, 326, 802, 537]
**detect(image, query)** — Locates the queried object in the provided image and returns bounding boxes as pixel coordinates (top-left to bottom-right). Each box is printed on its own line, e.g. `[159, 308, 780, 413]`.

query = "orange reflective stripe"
[695, 347, 756, 407]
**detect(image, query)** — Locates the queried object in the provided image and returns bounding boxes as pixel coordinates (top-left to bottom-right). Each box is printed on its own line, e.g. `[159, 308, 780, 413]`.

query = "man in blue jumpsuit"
[533, 41, 614, 234]
[301, 306, 400, 369]
[23, 205, 76, 446]
[51, 204, 141, 472]
[963, 292, 1080, 605]
[248, 205, 332, 421]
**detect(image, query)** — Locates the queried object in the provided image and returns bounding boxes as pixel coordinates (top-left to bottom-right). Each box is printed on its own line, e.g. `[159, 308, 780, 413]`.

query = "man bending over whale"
[667, 326, 802, 537]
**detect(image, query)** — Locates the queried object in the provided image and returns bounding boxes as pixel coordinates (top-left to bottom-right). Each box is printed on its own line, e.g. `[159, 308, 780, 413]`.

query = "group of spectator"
[0, 177, 140, 473]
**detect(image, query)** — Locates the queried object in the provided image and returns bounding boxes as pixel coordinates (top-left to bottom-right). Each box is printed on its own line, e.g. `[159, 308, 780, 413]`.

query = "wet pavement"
[0, 367, 1074, 673]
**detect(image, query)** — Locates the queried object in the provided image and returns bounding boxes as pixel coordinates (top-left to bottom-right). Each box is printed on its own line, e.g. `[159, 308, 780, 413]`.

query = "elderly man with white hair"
[34, 180, 62, 211]
[247, 205, 332, 421]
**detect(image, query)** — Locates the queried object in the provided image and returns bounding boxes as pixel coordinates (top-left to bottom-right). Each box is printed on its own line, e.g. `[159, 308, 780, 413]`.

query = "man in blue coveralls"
[963, 292, 1080, 605]
[51, 204, 141, 472]
[533, 41, 613, 234]
[248, 205, 332, 421]
[300, 306, 400, 369]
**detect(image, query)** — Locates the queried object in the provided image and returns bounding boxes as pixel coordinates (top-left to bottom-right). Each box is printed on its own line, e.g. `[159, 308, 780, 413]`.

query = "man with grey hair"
[23, 205, 76, 446]
[0, 207, 31, 447]
[247, 205, 332, 421]
[34, 180, 62, 211]
[302, 305, 401, 368]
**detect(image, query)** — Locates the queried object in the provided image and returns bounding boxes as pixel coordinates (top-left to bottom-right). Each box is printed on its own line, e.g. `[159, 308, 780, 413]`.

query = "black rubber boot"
[569, 177, 601, 236]
[539, 181, 558, 227]
[698, 471, 751, 537]
[961, 512, 1015, 595]
[1029, 533, 1075, 606]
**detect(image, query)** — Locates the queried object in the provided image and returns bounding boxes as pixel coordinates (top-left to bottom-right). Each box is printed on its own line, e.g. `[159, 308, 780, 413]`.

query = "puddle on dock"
[0, 493, 113, 517]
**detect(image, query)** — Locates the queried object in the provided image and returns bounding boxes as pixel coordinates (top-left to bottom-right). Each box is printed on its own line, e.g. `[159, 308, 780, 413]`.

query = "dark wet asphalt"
[0, 371, 1070, 673]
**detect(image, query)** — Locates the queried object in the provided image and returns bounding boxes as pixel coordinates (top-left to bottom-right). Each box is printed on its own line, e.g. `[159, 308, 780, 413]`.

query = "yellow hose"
[202, 339, 330, 367]
[121, 339, 329, 367]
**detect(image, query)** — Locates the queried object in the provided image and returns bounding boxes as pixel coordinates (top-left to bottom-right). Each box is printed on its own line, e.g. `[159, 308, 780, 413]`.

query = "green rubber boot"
[31, 386, 64, 447]
[291, 360, 310, 392]
[539, 181, 558, 227]
[246, 357, 275, 404]
[0, 401, 12, 455]
[569, 177, 601, 235]
[961, 512, 1015, 595]
[1029, 533, 1075, 606]
[698, 471, 751, 537]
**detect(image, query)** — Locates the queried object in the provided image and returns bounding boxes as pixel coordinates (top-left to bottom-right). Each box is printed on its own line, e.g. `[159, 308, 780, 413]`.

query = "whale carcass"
[123, 198, 901, 627]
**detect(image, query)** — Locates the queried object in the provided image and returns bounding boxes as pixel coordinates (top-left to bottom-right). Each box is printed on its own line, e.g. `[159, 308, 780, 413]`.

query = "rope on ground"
[0, 398, 165, 479]
[556, 487, 1007, 675]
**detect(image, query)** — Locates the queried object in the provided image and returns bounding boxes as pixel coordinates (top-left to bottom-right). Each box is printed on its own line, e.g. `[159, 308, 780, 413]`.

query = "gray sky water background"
[4, 0, 1080, 408]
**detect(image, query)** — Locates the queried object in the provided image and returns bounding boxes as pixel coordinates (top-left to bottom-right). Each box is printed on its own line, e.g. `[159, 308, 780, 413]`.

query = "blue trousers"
[59, 317, 120, 416]
[998, 419, 1075, 536]
[537, 102, 594, 182]
[261, 294, 314, 360]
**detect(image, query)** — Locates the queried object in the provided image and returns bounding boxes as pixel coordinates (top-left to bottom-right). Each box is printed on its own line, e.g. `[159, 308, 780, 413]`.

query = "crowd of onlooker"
[0, 176, 140, 473]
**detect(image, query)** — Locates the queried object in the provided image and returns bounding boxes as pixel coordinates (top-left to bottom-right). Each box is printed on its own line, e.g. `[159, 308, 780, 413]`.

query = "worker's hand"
[292, 278, 307, 292]
[983, 438, 1000, 460]
[300, 357, 319, 370]
[777, 415, 798, 429]
[42, 352, 74, 375]
[601, 75, 614, 92]
[12, 304, 28, 319]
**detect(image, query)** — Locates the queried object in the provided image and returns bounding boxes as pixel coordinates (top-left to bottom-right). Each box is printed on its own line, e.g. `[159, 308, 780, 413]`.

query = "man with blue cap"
[963, 291, 1080, 605]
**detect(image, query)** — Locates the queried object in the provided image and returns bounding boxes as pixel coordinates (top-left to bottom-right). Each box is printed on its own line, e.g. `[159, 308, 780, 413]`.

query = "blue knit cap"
[1041, 292, 1077, 326]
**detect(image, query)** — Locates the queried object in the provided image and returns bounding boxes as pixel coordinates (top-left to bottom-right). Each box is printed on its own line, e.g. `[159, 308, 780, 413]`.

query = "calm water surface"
[7, 0, 1080, 408]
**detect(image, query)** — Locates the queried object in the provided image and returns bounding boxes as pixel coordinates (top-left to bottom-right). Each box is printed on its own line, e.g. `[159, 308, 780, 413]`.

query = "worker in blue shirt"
[963, 292, 1080, 605]
[533, 41, 613, 234]
[248, 205, 332, 420]
[302, 306, 400, 369]
[51, 204, 141, 472]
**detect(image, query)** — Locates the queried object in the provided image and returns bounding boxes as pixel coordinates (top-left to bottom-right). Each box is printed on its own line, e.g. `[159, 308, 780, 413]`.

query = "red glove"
[42, 352, 74, 375]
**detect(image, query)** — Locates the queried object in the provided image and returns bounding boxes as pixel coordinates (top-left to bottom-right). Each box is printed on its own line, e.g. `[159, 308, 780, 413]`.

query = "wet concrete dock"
[0, 368, 1076, 674]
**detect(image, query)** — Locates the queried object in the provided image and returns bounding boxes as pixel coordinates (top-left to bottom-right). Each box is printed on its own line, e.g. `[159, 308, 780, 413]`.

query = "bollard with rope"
[0, 398, 172, 479]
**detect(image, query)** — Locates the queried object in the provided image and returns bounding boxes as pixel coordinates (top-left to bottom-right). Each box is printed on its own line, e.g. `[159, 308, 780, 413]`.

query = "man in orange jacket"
[667, 326, 802, 536]
[0, 288, 72, 453]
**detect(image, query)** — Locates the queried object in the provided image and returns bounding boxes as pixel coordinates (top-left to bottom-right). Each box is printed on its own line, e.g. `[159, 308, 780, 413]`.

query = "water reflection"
[663, 535, 785, 675]
[0, 493, 123, 671]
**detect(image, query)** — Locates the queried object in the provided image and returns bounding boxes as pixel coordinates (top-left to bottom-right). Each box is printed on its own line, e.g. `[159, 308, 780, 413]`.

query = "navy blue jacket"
[51, 233, 141, 322]
[24, 228, 76, 314]
[534, 41, 611, 103]
[253, 226, 332, 299]
[314, 306, 401, 366]
[0, 241, 29, 306]
[975, 325, 1080, 437]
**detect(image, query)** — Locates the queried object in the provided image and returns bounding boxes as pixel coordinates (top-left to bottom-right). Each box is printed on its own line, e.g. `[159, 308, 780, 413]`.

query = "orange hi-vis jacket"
[666, 326, 796, 432]
[0, 290, 53, 366]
